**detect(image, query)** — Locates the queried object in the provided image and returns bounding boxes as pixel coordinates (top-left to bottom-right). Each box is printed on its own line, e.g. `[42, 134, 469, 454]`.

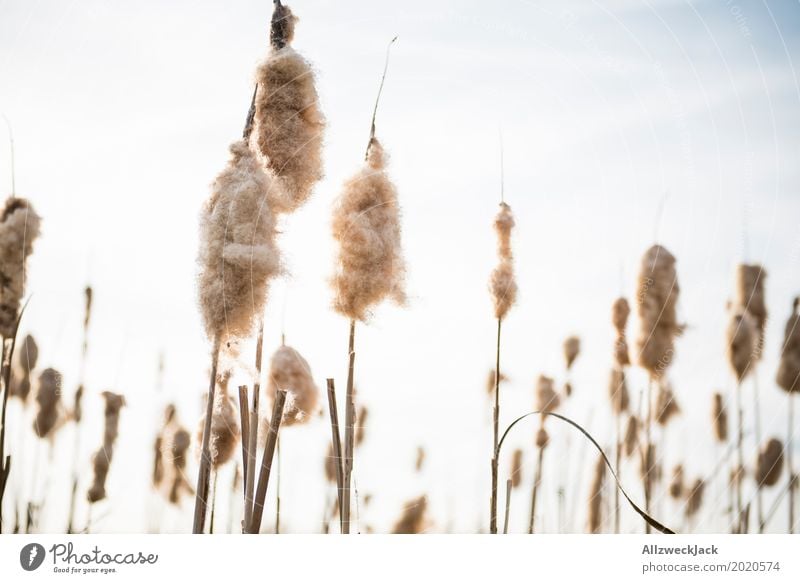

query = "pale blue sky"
[1, 0, 799, 533]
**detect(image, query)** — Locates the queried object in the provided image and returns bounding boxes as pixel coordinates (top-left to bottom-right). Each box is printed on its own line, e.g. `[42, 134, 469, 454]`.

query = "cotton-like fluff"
[253, 3, 325, 212]
[612, 297, 631, 367]
[654, 383, 680, 426]
[391, 495, 428, 534]
[563, 336, 580, 370]
[608, 367, 629, 415]
[735, 264, 767, 359]
[711, 392, 728, 442]
[33, 368, 62, 439]
[623, 416, 639, 458]
[755, 438, 784, 488]
[266, 344, 319, 426]
[489, 202, 517, 320]
[535, 375, 560, 414]
[10, 333, 38, 402]
[196, 372, 240, 469]
[636, 245, 682, 378]
[87, 391, 126, 503]
[587, 454, 606, 533]
[510, 449, 523, 489]
[685, 478, 705, 518]
[776, 298, 800, 393]
[726, 307, 757, 382]
[668, 465, 684, 499]
[0, 197, 41, 337]
[331, 139, 406, 321]
[197, 140, 281, 343]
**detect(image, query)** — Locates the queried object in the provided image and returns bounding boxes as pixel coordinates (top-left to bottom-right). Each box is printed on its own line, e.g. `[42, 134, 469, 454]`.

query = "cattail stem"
[503, 478, 512, 534]
[614, 413, 622, 534]
[326, 379, 344, 533]
[248, 388, 286, 533]
[341, 320, 357, 534]
[528, 443, 545, 533]
[209, 471, 218, 534]
[243, 321, 264, 531]
[753, 375, 765, 533]
[274, 436, 281, 533]
[237, 385, 250, 490]
[643, 378, 653, 534]
[192, 338, 221, 534]
[490, 318, 502, 534]
[734, 379, 745, 533]
[789, 395, 796, 534]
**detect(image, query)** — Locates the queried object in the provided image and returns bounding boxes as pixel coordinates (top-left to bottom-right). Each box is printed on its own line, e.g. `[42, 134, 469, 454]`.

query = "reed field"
[0, 0, 799, 535]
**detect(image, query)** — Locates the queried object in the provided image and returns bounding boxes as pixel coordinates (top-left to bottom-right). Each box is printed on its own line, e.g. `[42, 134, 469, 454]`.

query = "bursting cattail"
[485, 369, 507, 396]
[668, 465, 684, 500]
[0, 197, 41, 337]
[636, 245, 682, 378]
[654, 383, 681, 426]
[254, 2, 325, 212]
[726, 307, 757, 382]
[355, 405, 368, 447]
[755, 438, 784, 488]
[489, 202, 517, 320]
[623, 416, 639, 458]
[510, 449, 523, 488]
[535, 375, 560, 414]
[197, 140, 281, 343]
[734, 264, 767, 359]
[776, 298, 800, 393]
[33, 368, 62, 439]
[331, 139, 406, 321]
[587, 453, 606, 533]
[10, 333, 38, 402]
[391, 495, 428, 534]
[563, 336, 580, 370]
[712, 392, 728, 442]
[266, 345, 319, 426]
[196, 372, 240, 468]
[608, 367, 629, 415]
[612, 297, 631, 367]
[685, 478, 705, 518]
[87, 391, 126, 503]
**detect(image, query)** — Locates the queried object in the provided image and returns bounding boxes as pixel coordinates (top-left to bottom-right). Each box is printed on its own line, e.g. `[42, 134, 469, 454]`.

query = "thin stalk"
[753, 375, 765, 532]
[209, 471, 218, 534]
[614, 413, 622, 533]
[365, 36, 398, 159]
[192, 338, 221, 534]
[244, 322, 264, 531]
[248, 388, 286, 534]
[735, 379, 745, 533]
[274, 436, 281, 533]
[341, 320, 356, 534]
[528, 443, 545, 533]
[643, 378, 653, 534]
[237, 385, 250, 492]
[490, 317, 501, 534]
[503, 478, 512, 534]
[789, 395, 796, 534]
[326, 379, 344, 533]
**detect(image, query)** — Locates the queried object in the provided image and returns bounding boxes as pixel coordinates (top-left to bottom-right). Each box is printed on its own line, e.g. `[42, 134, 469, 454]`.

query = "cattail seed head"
[608, 367, 629, 415]
[623, 416, 639, 458]
[535, 375, 560, 414]
[563, 336, 580, 370]
[196, 372, 240, 469]
[668, 465, 684, 499]
[87, 391, 126, 503]
[33, 367, 62, 439]
[612, 297, 630, 334]
[489, 202, 517, 320]
[587, 453, 606, 533]
[654, 383, 681, 426]
[734, 264, 767, 359]
[685, 478, 705, 518]
[726, 307, 757, 382]
[776, 298, 800, 393]
[636, 245, 682, 378]
[0, 197, 41, 337]
[755, 438, 784, 488]
[167, 426, 193, 504]
[254, 3, 325, 212]
[711, 392, 728, 442]
[10, 333, 38, 402]
[331, 139, 406, 321]
[485, 369, 507, 396]
[266, 344, 319, 426]
[197, 140, 281, 343]
[535, 426, 549, 449]
[510, 448, 523, 489]
[391, 495, 428, 534]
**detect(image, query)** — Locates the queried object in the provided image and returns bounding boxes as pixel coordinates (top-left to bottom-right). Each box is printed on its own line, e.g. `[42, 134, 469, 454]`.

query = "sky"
[0, 0, 799, 534]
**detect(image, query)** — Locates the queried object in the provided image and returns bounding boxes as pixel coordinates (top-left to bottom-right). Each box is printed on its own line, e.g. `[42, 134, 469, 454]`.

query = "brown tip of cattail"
[563, 336, 580, 370]
[33, 368, 62, 439]
[270, 1, 297, 49]
[535, 426, 549, 449]
[640, 443, 658, 482]
[654, 383, 681, 426]
[755, 438, 784, 488]
[83, 285, 93, 330]
[510, 448, 523, 489]
[685, 478, 705, 518]
[726, 307, 757, 382]
[563, 381, 573, 397]
[623, 416, 639, 458]
[485, 369, 507, 396]
[711, 392, 728, 442]
[17, 334, 38, 373]
[608, 367, 629, 415]
[391, 495, 428, 534]
[776, 298, 800, 393]
[535, 375, 560, 415]
[266, 344, 319, 426]
[612, 297, 630, 333]
[87, 391, 126, 504]
[668, 464, 684, 500]
[734, 264, 767, 359]
[587, 453, 606, 533]
[71, 385, 84, 424]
